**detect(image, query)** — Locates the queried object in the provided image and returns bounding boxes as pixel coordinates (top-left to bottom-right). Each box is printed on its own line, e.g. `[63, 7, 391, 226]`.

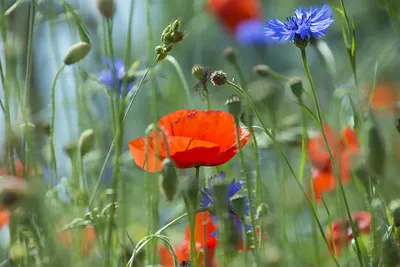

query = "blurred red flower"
[326, 211, 371, 255]
[308, 124, 359, 202]
[58, 225, 96, 257]
[362, 83, 400, 114]
[159, 211, 217, 267]
[129, 110, 251, 172]
[206, 0, 260, 34]
[0, 160, 32, 178]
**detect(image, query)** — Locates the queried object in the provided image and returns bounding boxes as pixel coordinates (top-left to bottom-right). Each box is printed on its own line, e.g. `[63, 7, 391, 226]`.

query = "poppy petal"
[128, 137, 165, 172]
[165, 110, 241, 151]
[309, 168, 336, 202]
[341, 127, 359, 154]
[206, 129, 251, 166]
[308, 124, 339, 169]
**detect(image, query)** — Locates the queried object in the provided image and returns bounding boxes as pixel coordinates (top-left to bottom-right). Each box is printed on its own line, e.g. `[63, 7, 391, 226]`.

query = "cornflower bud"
[230, 195, 246, 218]
[288, 77, 304, 99]
[225, 95, 242, 121]
[222, 46, 238, 64]
[210, 70, 227, 86]
[63, 42, 92, 65]
[252, 64, 272, 77]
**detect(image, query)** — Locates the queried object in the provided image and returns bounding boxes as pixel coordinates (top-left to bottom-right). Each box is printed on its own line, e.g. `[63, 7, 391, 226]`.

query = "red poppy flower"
[238, 225, 267, 252]
[308, 124, 359, 202]
[206, 0, 261, 34]
[362, 83, 400, 114]
[159, 211, 217, 267]
[58, 225, 96, 257]
[129, 110, 251, 172]
[326, 211, 371, 256]
[0, 160, 32, 178]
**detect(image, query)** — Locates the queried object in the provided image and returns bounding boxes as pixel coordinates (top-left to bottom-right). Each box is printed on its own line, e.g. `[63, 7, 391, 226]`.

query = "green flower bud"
[210, 70, 227, 86]
[10, 243, 26, 263]
[223, 46, 238, 64]
[96, 0, 115, 19]
[63, 42, 92, 65]
[192, 64, 207, 80]
[225, 95, 242, 121]
[64, 142, 78, 159]
[230, 195, 246, 218]
[155, 45, 169, 62]
[213, 181, 229, 214]
[252, 64, 272, 77]
[256, 202, 269, 221]
[160, 158, 178, 201]
[78, 129, 95, 156]
[288, 77, 304, 99]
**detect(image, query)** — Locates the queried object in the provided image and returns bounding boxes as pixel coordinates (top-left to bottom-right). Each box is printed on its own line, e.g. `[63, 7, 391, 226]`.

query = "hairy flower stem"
[300, 47, 364, 266]
[202, 83, 211, 110]
[49, 64, 65, 189]
[233, 118, 258, 266]
[226, 80, 341, 266]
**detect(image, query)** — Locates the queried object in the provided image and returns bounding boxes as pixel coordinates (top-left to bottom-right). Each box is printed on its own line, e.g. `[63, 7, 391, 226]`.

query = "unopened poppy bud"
[367, 122, 385, 176]
[223, 46, 238, 64]
[213, 181, 229, 214]
[294, 35, 310, 50]
[64, 142, 78, 159]
[230, 195, 246, 218]
[288, 77, 304, 99]
[210, 70, 227, 86]
[395, 118, 400, 133]
[240, 108, 254, 129]
[393, 207, 400, 227]
[256, 203, 269, 221]
[225, 95, 242, 121]
[76, 189, 88, 206]
[192, 64, 207, 80]
[160, 158, 178, 201]
[184, 175, 199, 208]
[79, 129, 95, 156]
[63, 42, 92, 65]
[252, 64, 272, 77]
[96, 0, 115, 19]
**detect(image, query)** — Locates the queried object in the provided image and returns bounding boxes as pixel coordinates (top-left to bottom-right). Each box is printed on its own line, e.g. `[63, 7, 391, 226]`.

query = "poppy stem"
[233, 117, 259, 266]
[300, 47, 364, 266]
[49, 64, 65, 189]
[202, 83, 211, 110]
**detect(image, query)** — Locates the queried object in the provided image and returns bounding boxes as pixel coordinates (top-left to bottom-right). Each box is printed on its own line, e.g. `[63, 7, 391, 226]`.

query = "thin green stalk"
[88, 60, 155, 207]
[146, 0, 160, 264]
[241, 215, 248, 267]
[165, 55, 192, 108]
[49, 64, 65, 189]
[183, 193, 196, 267]
[202, 83, 210, 110]
[119, 0, 135, 263]
[300, 47, 363, 266]
[22, 2, 35, 177]
[226, 80, 341, 266]
[233, 118, 258, 266]
[0, 12, 16, 175]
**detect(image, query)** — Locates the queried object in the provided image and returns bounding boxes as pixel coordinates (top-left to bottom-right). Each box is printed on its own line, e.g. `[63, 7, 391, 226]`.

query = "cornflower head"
[200, 171, 251, 237]
[98, 58, 134, 98]
[265, 4, 334, 47]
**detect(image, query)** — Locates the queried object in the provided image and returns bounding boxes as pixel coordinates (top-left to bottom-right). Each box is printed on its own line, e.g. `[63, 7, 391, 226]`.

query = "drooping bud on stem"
[96, 0, 115, 19]
[63, 42, 92, 65]
[222, 46, 238, 64]
[78, 129, 95, 156]
[210, 70, 227, 86]
[288, 77, 304, 99]
[225, 95, 242, 122]
[252, 64, 272, 78]
[160, 158, 178, 201]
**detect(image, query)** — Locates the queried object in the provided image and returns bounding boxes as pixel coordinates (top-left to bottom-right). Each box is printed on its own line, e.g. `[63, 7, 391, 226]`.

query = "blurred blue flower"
[235, 20, 271, 46]
[98, 58, 133, 97]
[265, 4, 334, 42]
[200, 171, 251, 237]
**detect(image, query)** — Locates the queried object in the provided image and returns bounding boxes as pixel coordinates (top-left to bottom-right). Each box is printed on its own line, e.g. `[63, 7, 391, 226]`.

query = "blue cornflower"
[235, 20, 272, 46]
[200, 171, 251, 237]
[98, 58, 134, 98]
[265, 4, 334, 42]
